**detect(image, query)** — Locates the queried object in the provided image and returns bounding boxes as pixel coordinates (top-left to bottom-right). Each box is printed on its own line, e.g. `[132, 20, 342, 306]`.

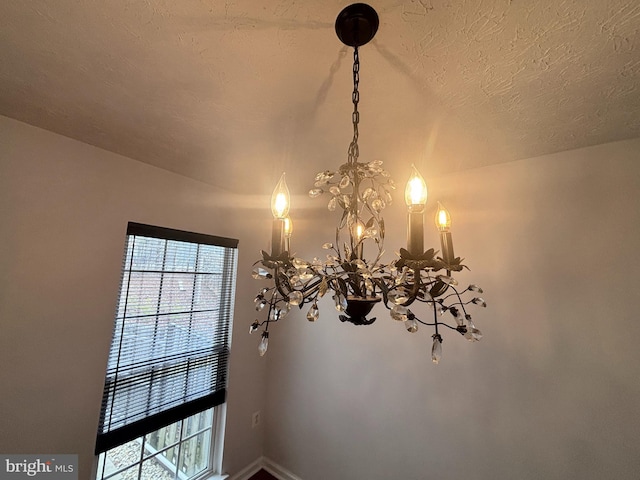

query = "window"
[95, 223, 238, 480]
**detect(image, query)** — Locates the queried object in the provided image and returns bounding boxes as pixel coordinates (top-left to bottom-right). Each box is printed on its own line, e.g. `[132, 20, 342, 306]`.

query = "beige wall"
[0, 115, 267, 479]
[262, 139, 640, 479]
[2, 112, 640, 480]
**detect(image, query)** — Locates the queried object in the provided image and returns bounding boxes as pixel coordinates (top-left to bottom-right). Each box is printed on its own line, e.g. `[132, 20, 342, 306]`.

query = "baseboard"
[226, 456, 263, 480]
[262, 457, 303, 480]
[227, 456, 303, 480]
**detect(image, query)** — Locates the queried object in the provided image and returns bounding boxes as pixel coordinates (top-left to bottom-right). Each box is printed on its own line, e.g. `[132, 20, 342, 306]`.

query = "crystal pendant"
[298, 269, 314, 281]
[339, 175, 350, 189]
[258, 333, 269, 357]
[334, 294, 348, 312]
[404, 318, 418, 333]
[431, 335, 442, 364]
[270, 303, 290, 321]
[307, 303, 319, 322]
[288, 291, 303, 306]
[249, 321, 259, 334]
[255, 299, 267, 311]
[309, 188, 323, 198]
[390, 305, 408, 321]
[252, 267, 272, 279]
[388, 290, 409, 305]
[464, 319, 483, 342]
[469, 284, 483, 293]
[292, 258, 309, 268]
[471, 297, 487, 307]
[328, 197, 337, 211]
[325, 254, 339, 266]
[322, 242, 333, 250]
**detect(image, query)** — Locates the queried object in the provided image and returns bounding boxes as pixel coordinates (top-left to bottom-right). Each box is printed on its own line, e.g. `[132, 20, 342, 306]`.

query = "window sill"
[201, 474, 229, 480]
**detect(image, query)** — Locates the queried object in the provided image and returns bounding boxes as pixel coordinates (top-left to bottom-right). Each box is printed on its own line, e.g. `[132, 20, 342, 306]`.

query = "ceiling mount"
[335, 3, 379, 47]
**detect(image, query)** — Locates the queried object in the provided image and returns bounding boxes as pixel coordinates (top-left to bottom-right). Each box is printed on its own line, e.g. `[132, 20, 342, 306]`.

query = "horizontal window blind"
[96, 223, 238, 454]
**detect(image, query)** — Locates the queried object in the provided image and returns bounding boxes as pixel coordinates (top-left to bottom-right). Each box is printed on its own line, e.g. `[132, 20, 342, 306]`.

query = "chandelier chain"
[348, 47, 360, 165]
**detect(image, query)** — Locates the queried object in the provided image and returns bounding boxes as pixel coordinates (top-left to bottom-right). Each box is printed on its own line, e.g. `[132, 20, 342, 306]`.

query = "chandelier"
[251, 3, 485, 363]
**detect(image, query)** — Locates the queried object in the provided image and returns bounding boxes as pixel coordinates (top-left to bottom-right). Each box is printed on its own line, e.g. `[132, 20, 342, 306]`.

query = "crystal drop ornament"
[258, 333, 269, 357]
[307, 303, 319, 322]
[464, 319, 483, 342]
[288, 291, 303, 306]
[334, 294, 347, 312]
[431, 335, 442, 364]
[252, 268, 272, 279]
[389, 290, 409, 305]
[390, 305, 408, 321]
[404, 318, 418, 333]
[471, 297, 487, 307]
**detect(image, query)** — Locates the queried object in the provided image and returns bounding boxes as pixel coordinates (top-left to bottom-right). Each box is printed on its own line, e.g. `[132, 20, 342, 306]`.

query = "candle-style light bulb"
[283, 216, 293, 253]
[405, 166, 428, 255]
[435, 202, 451, 231]
[405, 166, 428, 213]
[434, 202, 454, 263]
[284, 216, 293, 238]
[270, 173, 290, 256]
[351, 219, 365, 259]
[271, 173, 290, 219]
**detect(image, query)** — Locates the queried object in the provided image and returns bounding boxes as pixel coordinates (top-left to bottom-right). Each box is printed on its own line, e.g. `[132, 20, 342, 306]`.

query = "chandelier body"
[251, 4, 486, 363]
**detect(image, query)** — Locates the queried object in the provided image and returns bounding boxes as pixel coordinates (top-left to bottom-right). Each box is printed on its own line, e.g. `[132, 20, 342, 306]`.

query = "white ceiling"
[1, 0, 639, 194]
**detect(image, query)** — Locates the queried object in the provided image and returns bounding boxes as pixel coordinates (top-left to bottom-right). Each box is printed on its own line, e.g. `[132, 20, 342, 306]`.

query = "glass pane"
[145, 420, 181, 457]
[130, 237, 166, 270]
[164, 241, 198, 272]
[183, 409, 213, 438]
[102, 458, 141, 480]
[119, 272, 162, 318]
[102, 438, 143, 476]
[178, 431, 210, 478]
[140, 454, 176, 480]
[197, 245, 225, 274]
[159, 272, 196, 314]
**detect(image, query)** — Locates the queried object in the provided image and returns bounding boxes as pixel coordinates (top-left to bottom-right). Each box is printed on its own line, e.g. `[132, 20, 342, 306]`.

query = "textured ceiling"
[1, 0, 639, 194]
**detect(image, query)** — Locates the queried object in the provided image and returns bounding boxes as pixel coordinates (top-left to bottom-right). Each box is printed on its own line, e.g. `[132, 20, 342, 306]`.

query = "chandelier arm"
[274, 272, 291, 300]
[413, 317, 459, 331]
